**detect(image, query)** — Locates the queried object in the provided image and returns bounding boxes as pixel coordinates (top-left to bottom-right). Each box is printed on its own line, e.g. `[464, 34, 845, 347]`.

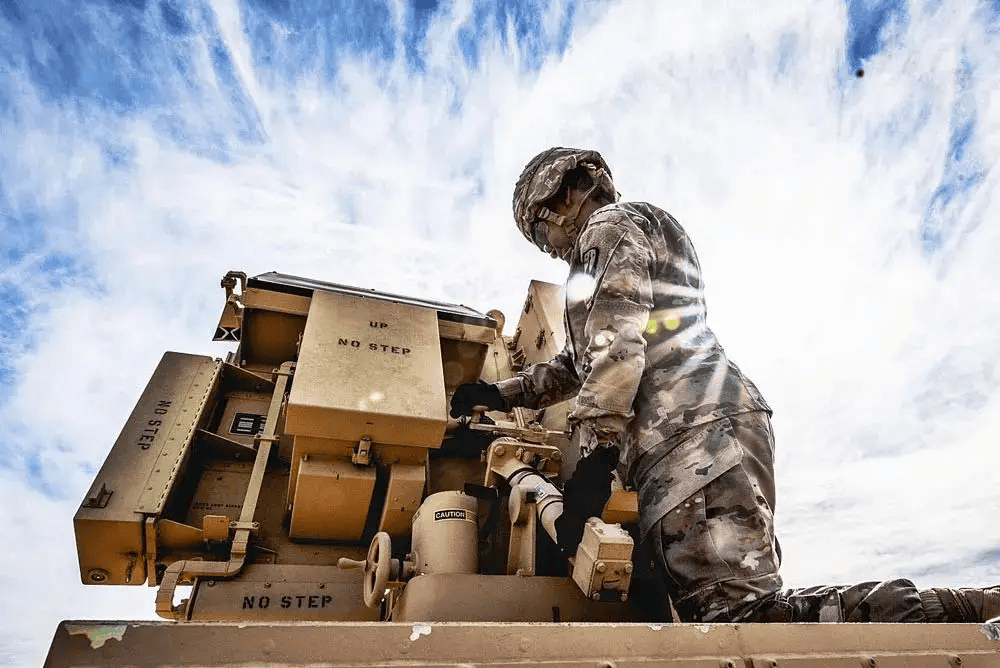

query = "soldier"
[450, 146, 999, 624]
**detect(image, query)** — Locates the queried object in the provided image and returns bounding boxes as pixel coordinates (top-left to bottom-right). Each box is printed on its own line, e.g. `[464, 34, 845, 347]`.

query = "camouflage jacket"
[497, 202, 770, 493]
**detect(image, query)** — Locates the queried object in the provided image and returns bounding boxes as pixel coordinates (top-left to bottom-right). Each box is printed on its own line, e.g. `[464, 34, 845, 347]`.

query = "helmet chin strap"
[536, 182, 601, 238]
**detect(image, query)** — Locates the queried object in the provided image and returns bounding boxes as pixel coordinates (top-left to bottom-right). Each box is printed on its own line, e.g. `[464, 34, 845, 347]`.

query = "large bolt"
[595, 562, 607, 573]
[591, 592, 601, 601]
[620, 592, 628, 602]
[552, 451, 562, 461]
[494, 445, 506, 457]
[624, 563, 633, 574]
[87, 569, 109, 583]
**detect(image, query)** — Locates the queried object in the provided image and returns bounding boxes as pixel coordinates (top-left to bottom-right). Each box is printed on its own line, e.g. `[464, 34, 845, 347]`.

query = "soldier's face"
[544, 224, 574, 259]
[531, 218, 573, 259]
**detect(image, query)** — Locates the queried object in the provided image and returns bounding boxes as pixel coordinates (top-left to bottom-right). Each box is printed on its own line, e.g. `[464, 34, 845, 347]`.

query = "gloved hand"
[555, 445, 620, 556]
[449, 380, 505, 418]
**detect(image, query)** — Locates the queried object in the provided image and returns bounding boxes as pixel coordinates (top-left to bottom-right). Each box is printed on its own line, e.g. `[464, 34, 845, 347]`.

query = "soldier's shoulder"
[586, 202, 665, 239]
[591, 201, 677, 225]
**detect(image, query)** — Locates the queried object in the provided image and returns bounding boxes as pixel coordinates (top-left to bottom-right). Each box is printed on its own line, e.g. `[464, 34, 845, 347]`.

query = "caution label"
[433, 509, 475, 522]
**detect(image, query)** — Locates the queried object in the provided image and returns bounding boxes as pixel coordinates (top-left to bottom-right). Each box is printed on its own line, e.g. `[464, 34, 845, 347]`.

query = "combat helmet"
[512, 147, 618, 251]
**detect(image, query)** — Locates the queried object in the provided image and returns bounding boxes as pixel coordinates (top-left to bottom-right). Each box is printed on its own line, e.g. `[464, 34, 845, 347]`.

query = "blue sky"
[2, 1, 999, 665]
[1, 0, 989, 397]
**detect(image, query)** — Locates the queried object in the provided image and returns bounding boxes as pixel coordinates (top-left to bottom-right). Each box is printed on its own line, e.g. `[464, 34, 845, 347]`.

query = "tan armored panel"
[510, 280, 566, 369]
[286, 290, 447, 447]
[74, 352, 220, 586]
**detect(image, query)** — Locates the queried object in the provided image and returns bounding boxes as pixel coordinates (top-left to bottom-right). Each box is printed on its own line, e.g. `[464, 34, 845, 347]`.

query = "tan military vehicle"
[47, 271, 1000, 667]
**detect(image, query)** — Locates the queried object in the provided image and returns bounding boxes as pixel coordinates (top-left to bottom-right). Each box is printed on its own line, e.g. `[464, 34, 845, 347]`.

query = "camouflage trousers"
[645, 412, 928, 623]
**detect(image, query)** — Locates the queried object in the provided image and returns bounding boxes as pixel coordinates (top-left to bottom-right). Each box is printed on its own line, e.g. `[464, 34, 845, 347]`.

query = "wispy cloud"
[2, 0, 998, 664]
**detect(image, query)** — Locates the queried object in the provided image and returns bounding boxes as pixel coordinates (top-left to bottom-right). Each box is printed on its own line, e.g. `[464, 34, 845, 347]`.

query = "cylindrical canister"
[410, 491, 478, 575]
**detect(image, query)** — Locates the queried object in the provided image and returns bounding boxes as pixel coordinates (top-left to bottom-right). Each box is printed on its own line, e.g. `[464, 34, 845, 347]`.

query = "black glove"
[449, 380, 505, 418]
[555, 445, 620, 556]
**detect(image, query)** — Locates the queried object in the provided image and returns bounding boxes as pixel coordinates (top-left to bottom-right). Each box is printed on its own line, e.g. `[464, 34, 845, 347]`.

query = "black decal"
[242, 596, 254, 609]
[338, 338, 349, 346]
[434, 509, 467, 521]
[148, 419, 162, 427]
[369, 343, 378, 351]
[322, 595, 332, 607]
[351, 340, 360, 348]
[281, 596, 291, 609]
[308, 595, 318, 608]
[582, 248, 599, 277]
[258, 595, 270, 609]
[230, 412, 267, 436]
[402, 348, 411, 355]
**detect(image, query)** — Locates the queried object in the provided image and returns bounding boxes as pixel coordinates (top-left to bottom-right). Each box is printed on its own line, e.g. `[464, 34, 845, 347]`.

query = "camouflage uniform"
[497, 201, 771, 536]
[500, 147, 999, 624]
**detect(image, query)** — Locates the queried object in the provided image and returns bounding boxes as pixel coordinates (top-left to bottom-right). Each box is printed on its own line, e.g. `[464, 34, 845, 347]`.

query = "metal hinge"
[535, 329, 546, 349]
[83, 483, 113, 509]
[352, 437, 373, 466]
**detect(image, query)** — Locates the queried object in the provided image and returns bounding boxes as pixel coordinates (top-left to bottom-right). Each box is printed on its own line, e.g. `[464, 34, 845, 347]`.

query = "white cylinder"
[410, 491, 478, 575]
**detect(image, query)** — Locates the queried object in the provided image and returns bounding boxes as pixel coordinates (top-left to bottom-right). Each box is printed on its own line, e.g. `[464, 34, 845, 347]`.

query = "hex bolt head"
[494, 445, 506, 457]
[591, 592, 601, 601]
[595, 562, 607, 573]
[619, 592, 628, 602]
[948, 656, 963, 668]
[624, 563, 633, 574]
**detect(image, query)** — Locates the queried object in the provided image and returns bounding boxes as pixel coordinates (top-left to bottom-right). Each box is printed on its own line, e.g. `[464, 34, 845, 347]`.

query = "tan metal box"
[289, 457, 376, 541]
[286, 291, 447, 448]
[571, 519, 634, 601]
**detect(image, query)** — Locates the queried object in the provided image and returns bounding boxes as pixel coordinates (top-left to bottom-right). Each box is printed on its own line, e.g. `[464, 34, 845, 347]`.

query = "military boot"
[921, 587, 1000, 622]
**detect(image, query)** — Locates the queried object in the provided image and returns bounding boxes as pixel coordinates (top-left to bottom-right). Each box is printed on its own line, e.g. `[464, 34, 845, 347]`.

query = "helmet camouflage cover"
[512, 147, 617, 245]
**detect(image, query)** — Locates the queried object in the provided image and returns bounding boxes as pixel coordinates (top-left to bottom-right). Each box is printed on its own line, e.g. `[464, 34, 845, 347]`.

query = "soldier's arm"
[570, 216, 654, 454]
[495, 346, 581, 410]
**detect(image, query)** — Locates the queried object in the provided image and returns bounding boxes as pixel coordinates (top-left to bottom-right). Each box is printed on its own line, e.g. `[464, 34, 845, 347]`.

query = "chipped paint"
[980, 622, 1000, 641]
[647, 624, 663, 631]
[66, 624, 127, 649]
[694, 624, 711, 633]
[409, 624, 432, 641]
